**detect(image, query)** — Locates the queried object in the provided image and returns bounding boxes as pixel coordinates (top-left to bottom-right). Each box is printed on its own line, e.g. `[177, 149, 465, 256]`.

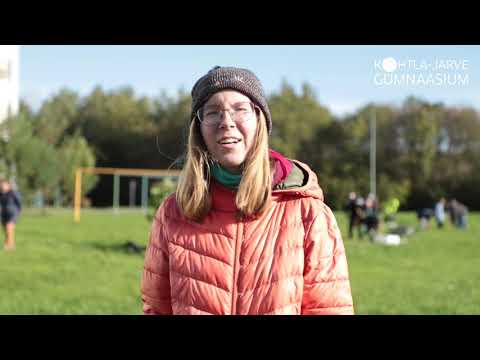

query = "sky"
[19, 45, 480, 117]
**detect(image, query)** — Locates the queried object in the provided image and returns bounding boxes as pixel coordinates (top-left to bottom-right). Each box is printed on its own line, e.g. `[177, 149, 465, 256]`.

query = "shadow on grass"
[90, 241, 146, 256]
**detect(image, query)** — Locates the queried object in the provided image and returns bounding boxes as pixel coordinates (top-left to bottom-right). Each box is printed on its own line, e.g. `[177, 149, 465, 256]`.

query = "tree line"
[1, 82, 479, 211]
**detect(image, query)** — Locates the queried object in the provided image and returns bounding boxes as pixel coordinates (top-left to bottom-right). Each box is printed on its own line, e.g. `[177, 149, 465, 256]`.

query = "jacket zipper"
[230, 220, 243, 315]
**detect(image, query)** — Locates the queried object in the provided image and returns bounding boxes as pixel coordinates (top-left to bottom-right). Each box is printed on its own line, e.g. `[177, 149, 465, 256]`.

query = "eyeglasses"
[197, 101, 258, 127]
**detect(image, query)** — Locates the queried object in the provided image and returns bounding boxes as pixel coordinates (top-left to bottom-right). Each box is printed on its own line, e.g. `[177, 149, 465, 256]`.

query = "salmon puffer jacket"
[141, 160, 354, 315]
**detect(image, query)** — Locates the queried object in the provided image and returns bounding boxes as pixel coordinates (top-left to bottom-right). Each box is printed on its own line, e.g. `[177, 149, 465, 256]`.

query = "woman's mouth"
[218, 137, 241, 145]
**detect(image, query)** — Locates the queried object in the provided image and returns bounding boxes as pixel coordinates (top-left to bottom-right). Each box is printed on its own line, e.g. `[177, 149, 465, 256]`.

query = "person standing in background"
[0, 179, 22, 251]
[434, 197, 446, 229]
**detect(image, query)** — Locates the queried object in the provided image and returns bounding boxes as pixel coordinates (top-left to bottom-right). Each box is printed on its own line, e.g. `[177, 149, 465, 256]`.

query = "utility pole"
[370, 108, 376, 197]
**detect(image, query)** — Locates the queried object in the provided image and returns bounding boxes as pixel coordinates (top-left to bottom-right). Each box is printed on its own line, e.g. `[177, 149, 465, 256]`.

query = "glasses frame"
[196, 101, 260, 127]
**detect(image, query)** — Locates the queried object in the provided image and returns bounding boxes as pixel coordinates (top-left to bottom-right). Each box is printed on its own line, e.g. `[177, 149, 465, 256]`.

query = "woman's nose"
[217, 110, 236, 128]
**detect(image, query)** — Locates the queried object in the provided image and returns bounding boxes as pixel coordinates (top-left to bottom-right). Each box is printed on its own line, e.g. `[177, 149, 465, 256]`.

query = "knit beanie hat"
[191, 66, 272, 134]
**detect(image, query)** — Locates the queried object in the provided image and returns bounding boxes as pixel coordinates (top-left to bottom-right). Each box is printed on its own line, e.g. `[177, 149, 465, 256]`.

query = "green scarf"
[211, 162, 242, 189]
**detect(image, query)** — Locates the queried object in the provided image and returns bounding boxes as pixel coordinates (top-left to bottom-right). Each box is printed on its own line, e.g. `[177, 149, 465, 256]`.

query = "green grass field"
[0, 208, 478, 314]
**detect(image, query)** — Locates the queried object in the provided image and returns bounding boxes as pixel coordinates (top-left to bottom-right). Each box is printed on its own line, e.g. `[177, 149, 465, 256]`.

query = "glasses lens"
[232, 102, 254, 121]
[200, 102, 255, 126]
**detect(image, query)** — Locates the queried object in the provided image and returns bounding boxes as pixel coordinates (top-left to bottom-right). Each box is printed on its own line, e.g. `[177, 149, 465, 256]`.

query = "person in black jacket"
[0, 179, 22, 251]
[346, 192, 365, 240]
[346, 192, 357, 239]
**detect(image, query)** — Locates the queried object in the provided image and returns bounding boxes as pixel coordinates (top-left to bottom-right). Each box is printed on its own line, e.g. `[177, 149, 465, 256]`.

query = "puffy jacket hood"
[210, 160, 324, 213]
[273, 160, 324, 202]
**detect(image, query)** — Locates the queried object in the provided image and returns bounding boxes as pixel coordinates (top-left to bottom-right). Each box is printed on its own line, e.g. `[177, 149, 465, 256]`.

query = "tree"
[33, 88, 80, 146]
[0, 111, 61, 204]
[6, 84, 479, 211]
[268, 81, 332, 159]
[78, 86, 157, 167]
[58, 133, 98, 205]
[151, 89, 191, 169]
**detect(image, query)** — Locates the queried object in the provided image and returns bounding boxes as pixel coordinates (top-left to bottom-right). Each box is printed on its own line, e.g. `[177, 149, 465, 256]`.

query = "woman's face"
[199, 90, 258, 173]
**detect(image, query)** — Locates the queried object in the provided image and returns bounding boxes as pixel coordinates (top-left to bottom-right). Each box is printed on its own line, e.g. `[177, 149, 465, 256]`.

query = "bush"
[146, 177, 177, 222]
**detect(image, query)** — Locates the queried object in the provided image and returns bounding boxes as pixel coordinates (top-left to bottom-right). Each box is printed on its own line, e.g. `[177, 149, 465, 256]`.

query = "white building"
[0, 45, 19, 123]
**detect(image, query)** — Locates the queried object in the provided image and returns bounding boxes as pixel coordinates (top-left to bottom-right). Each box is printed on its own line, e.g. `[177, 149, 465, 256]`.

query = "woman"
[141, 66, 354, 315]
[0, 179, 22, 251]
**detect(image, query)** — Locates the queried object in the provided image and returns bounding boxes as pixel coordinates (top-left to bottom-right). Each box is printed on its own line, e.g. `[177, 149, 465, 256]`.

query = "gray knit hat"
[191, 66, 272, 133]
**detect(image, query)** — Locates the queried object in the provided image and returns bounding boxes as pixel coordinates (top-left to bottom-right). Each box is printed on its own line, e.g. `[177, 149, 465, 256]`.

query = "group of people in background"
[346, 192, 380, 240]
[0, 179, 22, 251]
[347, 191, 470, 242]
[418, 197, 468, 230]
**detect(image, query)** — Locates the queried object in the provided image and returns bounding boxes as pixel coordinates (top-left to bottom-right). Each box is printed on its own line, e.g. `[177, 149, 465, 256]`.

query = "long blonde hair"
[176, 110, 272, 222]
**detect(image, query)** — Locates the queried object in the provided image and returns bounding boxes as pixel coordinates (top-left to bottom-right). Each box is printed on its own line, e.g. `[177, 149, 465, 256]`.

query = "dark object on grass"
[123, 241, 146, 254]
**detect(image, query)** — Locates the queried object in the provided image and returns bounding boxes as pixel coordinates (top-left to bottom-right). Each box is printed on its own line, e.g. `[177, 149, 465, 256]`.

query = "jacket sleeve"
[141, 204, 173, 315]
[301, 201, 354, 315]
